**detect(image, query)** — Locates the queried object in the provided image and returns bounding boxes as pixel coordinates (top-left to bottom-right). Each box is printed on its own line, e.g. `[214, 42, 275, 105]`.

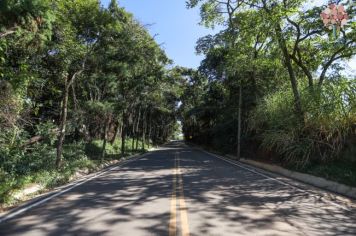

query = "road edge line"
[197, 148, 352, 212]
[0, 152, 151, 224]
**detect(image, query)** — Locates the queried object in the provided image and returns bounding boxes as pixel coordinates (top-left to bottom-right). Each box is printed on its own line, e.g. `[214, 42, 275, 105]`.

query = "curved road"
[0, 142, 355, 235]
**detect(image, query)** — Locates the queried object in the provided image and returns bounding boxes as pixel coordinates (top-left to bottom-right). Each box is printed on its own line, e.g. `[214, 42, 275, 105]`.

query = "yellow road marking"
[169, 155, 177, 236]
[177, 154, 190, 236]
[169, 152, 190, 236]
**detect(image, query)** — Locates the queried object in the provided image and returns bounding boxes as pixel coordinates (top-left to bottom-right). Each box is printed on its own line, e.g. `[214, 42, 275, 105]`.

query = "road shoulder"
[0, 150, 152, 224]
[190, 144, 356, 210]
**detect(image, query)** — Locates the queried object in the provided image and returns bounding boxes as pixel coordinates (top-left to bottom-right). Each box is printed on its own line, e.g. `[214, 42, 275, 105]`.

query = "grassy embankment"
[0, 138, 150, 209]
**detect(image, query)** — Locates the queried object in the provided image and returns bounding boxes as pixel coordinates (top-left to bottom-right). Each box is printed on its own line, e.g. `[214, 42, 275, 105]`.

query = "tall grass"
[249, 78, 356, 166]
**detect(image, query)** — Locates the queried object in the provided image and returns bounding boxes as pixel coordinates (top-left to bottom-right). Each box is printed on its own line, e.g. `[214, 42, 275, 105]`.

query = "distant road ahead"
[0, 142, 355, 235]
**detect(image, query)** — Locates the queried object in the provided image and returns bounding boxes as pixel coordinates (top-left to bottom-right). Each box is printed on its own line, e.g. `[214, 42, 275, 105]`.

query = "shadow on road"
[0, 141, 355, 235]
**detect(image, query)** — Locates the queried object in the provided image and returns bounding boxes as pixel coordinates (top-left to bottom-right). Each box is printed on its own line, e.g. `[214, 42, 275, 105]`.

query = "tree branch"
[0, 29, 17, 38]
[319, 41, 355, 86]
[290, 52, 313, 86]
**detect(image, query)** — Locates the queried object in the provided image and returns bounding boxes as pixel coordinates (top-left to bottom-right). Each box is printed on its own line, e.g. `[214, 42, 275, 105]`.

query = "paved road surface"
[0, 142, 355, 235]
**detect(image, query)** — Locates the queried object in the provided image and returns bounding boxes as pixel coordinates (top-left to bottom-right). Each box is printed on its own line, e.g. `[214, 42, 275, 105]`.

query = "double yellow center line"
[169, 152, 190, 236]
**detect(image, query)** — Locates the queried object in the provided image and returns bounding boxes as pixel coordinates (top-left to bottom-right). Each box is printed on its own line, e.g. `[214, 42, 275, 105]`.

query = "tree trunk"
[135, 134, 139, 150]
[101, 116, 109, 160]
[236, 85, 242, 160]
[135, 109, 141, 150]
[142, 118, 146, 150]
[121, 111, 126, 157]
[250, 70, 258, 106]
[147, 117, 152, 149]
[56, 79, 69, 169]
[152, 126, 156, 146]
[274, 24, 304, 122]
[110, 120, 120, 145]
[148, 111, 152, 148]
[56, 60, 86, 169]
[131, 126, 135, 151]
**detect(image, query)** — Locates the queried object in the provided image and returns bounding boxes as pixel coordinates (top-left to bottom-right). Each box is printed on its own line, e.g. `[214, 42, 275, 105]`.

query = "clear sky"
[101, 0, 219, 69]
[101, 0, 355, 72]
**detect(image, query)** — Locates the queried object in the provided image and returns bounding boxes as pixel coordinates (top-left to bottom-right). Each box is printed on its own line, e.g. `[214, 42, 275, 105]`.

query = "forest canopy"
[181, 0, 355, 170]
[0, 0, 182, 204]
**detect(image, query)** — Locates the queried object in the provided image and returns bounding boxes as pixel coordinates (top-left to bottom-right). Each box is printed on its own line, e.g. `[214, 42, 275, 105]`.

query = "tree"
[0, 0, 53, 38]
[184, 0, 356, 166]
[49, 0, 105, 168]
[286, 4, 356, 87]
[187, 0, 306, 120]
[0, 0, 182, 203]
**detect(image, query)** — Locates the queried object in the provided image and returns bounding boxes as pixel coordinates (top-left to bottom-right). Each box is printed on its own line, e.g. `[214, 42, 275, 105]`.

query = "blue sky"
[101, 0, 219, 69]
[101, 0, 355, 72]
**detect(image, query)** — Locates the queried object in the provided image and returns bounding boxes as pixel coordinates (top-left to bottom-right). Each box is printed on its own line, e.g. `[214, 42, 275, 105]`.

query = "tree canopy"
[182, 0, 355, 165]
[0, 0, 182, 203]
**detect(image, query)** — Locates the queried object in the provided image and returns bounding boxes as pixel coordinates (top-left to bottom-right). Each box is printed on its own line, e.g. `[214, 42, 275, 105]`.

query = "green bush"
[0, 169, 17, 204]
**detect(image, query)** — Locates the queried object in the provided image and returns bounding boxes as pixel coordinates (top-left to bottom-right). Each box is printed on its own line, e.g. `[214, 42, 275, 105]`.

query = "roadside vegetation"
[181, 0, 356, 186]
[0, 0, 355, 207]
[0, 0, 181, 206]
[0, 138, 150, 207]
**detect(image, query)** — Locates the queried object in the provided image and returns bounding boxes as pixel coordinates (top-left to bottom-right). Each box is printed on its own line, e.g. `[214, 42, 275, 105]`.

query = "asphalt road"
[0, 141, 355, 236]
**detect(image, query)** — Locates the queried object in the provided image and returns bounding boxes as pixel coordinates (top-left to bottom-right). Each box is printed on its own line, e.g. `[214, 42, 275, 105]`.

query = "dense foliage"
[0, 0, 181, 204]
[182, 0, 355, 170]
[0, 0, 355, 204]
